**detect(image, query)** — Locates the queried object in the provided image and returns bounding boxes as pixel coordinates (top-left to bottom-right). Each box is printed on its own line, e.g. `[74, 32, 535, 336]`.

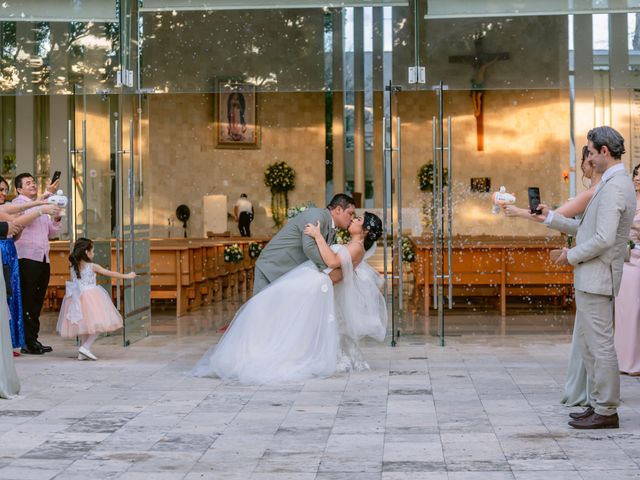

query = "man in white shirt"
[233, 193, 254, 237]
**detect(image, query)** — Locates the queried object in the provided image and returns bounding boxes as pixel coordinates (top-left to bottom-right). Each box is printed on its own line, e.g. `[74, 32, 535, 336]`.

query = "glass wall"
[2, 1, 640, 340]
[0, 1, 150, 345]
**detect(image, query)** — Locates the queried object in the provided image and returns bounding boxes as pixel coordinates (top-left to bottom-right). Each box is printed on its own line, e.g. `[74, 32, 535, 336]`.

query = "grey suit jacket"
[548, 167, 635, 296]
[255, 208, 336, 284]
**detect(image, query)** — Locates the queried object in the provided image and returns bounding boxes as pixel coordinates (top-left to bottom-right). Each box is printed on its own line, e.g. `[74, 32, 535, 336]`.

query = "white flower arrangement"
[223, 244, 244, 263]
[287, 201, 316, 219]
[248, 242, 263, 259]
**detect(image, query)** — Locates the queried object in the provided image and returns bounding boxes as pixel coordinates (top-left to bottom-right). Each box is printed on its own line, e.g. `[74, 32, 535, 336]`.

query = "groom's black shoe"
[34, 340, 52, 353]
[569, 412, 619, 429]
[569, 406, 594, 420]
[20, 344, 45, 355]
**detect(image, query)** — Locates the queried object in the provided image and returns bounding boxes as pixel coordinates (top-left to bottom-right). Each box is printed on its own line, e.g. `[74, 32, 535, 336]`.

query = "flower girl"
[56, 238, 136, 360]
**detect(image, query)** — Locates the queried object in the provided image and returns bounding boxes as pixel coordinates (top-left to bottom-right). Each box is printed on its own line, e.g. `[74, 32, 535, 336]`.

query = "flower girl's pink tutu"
[56, 263, 123, 337]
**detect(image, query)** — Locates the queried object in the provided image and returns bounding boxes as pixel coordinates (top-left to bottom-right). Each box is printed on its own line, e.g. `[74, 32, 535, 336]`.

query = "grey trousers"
[252, 268, 270, 296]
[574, 289, 620, 416]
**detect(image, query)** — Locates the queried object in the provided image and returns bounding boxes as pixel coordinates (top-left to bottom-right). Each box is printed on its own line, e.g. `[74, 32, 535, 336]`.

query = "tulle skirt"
[335, 261, 387, 342]
[192, 261, 338, 384]
[56, 286, 123, 337]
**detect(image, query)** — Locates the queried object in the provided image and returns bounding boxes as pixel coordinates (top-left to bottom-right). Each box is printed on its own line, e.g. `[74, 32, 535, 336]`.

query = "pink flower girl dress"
[56, 262, 123, 338]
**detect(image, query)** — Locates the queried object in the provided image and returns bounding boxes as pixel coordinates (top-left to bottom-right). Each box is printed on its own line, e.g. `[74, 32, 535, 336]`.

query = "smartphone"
[528, 187, 542, 214]
[51, 170, 61, 183]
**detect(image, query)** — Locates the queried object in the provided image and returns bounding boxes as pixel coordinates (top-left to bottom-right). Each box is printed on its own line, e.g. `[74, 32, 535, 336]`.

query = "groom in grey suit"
[539, 126, 635, 429]
[252, 193, 356, 296]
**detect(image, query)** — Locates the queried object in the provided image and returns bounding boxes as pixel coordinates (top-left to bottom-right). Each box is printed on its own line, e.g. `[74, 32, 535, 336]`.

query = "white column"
[49, 95, 69, 193]
[15, 96, 35, 173]
[372, 7, 384, 208]
[573, 14, 595, 194]
[332, 10, 345, 196]
[353, 8, 365, 204]
[609, 13, 632, 169]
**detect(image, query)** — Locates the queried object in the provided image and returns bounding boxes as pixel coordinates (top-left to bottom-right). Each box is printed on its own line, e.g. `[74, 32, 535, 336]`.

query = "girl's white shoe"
[78, 346, 97, 361]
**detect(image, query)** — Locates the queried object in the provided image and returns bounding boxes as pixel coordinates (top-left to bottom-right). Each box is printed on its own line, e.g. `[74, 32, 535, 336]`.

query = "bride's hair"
[363, 212, 383, 251]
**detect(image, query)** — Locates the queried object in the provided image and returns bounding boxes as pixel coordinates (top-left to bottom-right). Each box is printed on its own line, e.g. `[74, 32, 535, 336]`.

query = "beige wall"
[149, 89, 573, 239]
[149, 92, 327, 238]
[397, 89, 571, 237]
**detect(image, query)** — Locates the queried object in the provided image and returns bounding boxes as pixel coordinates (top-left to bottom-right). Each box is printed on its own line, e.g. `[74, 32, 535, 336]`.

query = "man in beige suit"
[538, 126, 636, 429]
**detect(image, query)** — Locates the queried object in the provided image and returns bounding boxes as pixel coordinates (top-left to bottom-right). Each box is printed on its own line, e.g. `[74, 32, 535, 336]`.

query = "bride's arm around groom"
[252, 207, 335, 295]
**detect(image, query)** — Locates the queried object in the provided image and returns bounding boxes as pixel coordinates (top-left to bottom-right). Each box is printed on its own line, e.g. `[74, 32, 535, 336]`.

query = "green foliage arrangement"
[417, 162, 448, 191]
[264, 161, 295, 193]
[2, 154, 16, 174]
[264, 161, 296, 227]
[335, 229, 351, 245]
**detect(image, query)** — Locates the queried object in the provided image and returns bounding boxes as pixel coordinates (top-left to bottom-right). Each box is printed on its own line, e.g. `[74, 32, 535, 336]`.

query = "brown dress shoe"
[568, 412, 619, 429]
[569, 406, 594, 420]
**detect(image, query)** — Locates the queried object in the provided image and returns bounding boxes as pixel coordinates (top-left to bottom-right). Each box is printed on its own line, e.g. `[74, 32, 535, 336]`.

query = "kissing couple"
[192, 194, 387, 384]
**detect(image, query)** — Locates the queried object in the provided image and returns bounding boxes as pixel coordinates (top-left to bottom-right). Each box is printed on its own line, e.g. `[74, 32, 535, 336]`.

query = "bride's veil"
[363, 242, 376, 262]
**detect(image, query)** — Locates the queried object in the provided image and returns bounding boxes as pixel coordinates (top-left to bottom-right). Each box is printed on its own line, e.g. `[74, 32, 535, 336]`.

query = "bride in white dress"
[192, 212, 387, 384]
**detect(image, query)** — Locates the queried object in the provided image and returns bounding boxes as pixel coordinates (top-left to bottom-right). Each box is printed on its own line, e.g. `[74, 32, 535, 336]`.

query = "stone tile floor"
[2, 318, 640, 479]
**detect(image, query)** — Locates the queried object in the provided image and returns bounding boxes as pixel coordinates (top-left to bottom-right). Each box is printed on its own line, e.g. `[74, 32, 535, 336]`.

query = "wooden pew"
[148, 237, 267, 316]
[413, 238, 573, 316]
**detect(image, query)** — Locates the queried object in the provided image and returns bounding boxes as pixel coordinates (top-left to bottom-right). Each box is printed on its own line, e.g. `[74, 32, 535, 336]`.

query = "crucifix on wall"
[449, 36, 510, 151]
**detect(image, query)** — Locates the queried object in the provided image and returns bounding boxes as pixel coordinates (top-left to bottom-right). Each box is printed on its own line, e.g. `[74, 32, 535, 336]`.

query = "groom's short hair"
[587, 126, 625, 159]
[327, 193, 355, 210]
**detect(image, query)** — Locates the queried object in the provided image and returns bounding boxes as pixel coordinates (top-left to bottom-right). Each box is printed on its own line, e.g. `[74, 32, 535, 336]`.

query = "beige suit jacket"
[548, 167, 635, 296]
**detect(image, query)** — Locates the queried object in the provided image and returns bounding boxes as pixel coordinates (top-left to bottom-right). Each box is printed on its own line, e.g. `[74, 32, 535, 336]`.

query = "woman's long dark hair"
[362, 212, 383, 251]
[69, 238, 93, 278]
[0, 176, 8, 204]
[580, 145, 592, 187]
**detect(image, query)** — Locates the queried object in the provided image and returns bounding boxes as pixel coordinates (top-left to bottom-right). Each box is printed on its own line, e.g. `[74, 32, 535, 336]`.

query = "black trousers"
[238, 211, 252, 237]
[19, 258, 50, 347]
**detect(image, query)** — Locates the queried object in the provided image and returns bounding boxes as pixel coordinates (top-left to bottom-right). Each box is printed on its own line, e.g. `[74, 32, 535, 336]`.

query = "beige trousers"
[574, 289, 620, 416]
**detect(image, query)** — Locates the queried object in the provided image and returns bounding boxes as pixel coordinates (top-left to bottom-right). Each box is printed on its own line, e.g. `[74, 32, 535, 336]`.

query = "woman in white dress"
[304, 216, 387, 372]
[192, 212, 385, 384]
[1, 251, 20, 399]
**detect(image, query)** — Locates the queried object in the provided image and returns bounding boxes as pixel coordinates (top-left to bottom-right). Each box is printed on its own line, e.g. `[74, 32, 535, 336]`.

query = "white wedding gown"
[192, 244, 387, 384]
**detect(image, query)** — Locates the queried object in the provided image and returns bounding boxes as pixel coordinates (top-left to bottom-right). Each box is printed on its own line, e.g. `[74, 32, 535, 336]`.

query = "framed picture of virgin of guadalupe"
[215, 79, 260, 149]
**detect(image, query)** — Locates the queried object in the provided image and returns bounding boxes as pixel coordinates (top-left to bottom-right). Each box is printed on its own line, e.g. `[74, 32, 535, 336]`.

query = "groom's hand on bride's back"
[329, 268, 343, 284]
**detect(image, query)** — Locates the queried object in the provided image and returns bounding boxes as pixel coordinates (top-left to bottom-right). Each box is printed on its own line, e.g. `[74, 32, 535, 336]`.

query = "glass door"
[70, 86, 116, 306]
[390, 9, 640, 339]
[118, 0, 151, 345]
[117, 92, 151, 345]
[70, 88, 150, 346]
